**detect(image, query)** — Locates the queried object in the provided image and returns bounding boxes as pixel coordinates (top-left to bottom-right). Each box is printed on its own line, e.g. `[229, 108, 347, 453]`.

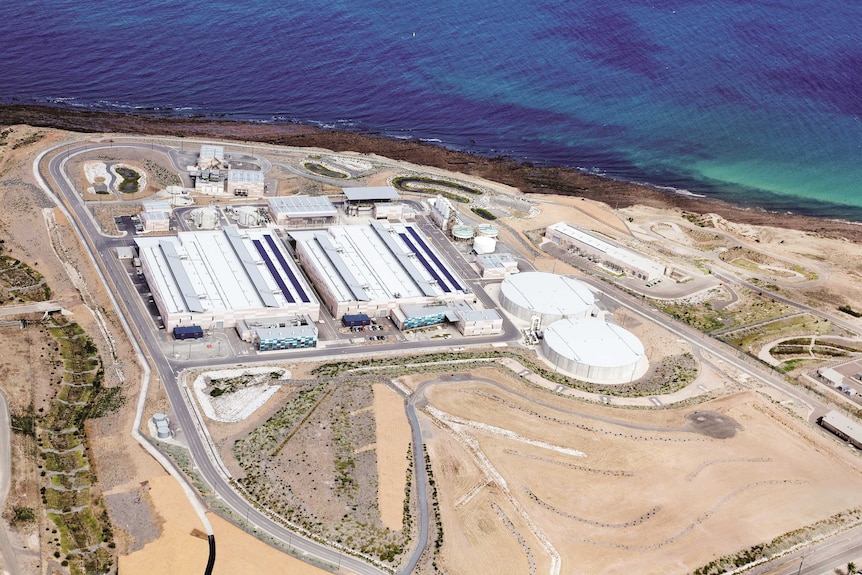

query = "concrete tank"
[193, 208, 218, 229]
[452, 225, 475, 240]
[237, 207, 260, 227]
[156, 421, 171, 439]
[473, 235, 497, 255]
[475, 224, 499, 238]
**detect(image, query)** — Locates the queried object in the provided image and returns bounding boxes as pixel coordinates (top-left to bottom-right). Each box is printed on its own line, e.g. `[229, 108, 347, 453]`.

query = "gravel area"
[104, 487, 160, 553]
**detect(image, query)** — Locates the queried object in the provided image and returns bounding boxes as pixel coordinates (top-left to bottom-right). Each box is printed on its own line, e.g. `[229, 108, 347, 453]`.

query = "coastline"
[3, 103, 861, 241]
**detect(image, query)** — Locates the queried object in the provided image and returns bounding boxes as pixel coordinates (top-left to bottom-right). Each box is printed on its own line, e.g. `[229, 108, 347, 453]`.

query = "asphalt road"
[0, 390, 21, 575]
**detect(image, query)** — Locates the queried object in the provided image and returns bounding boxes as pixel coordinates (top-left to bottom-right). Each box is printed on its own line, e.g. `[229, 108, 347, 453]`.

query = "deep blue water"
[1, 0, 861, 219]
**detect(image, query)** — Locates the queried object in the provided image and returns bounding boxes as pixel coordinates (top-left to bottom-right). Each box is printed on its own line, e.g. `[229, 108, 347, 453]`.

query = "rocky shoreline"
[3, 103, 861, 241]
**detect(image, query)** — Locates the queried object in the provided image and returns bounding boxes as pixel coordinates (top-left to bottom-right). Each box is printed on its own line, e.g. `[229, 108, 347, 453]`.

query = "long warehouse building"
[292, 221, 472, 318]
[136, 226, 319, 330]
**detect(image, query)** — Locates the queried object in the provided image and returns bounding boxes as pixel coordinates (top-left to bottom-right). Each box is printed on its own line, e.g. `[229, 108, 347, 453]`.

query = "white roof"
[501, 272, 594, 316]
[342, 186, 400, 202]
[818, 367, 845, 385]
[292, 222, 465, 304]
[200, 145, 224, 161]
[228, 169, 265, 183]
[544, 318, 644, 367]
[548, 222, 665, 277]
[821, 410, 862, 444]
[136, 227, 316, 315]
[458, 309, 502, 322]
[269, 196, 337, 218]
[141, 211, 169, 222]
[142, 200, 173, 213]
[477, 253, 517, 268]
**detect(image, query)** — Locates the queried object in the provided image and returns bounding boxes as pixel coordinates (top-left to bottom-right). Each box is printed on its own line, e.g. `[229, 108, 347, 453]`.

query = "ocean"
[1, 0, 860, 219]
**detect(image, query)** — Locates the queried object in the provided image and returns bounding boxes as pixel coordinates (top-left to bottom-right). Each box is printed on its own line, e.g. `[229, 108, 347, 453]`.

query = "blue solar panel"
[406, 226, 462, 291]
[264, 235, 310, 303]
[252, 239, 295, 303]
[399, 233, 451, 293]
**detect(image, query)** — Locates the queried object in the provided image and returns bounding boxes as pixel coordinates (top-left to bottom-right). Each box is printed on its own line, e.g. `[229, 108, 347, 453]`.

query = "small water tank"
[452, 225, 475, 240]
[473, 235, 497, 254]
[156, 421, 171, 439]
[152, 413, 167, 424]
[475, 224, 499, 238]
[194, 208, 218, 229]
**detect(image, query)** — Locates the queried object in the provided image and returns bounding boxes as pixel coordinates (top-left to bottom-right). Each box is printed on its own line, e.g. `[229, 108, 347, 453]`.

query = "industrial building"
[140, 200, 172, 233]
[136, 226, 319, 330]
[476, 253, 519, 279]
[198, 145, 225, 168]
[455, 308, 503, 336]
[499, 272, 595, 325]
[819, 410, 862, 449]
[429, 195, 459, 231]
[390, 302, 502, 336]
[268, 196, 338, 227]
[342, 187, 401, 218]
[236, 317, 318, 351]
[226, 169, 265, 197]
[542, 318, 647, 384]
[292, 221, 471, 319]
[545, 221, 666, 282]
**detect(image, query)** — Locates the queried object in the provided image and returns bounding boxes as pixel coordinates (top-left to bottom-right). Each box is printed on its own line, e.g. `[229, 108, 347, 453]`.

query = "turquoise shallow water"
[1, 0, 860, 218]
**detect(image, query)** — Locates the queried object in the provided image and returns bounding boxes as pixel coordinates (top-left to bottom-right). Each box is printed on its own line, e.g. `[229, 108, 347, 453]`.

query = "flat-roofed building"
[819, 410, 862, 449]
[477, 253, 519, 279]
[455, 308, 503, 336]
[342, 186, 400, 204]
[141, 210, 170, 233]
[545, 221, 666, 282]
[227, 169, 265, 197]
[136, 226, 319, 330]
[236, 317, 318, 350]
[292, 221, 471, 319]
[268, 196, 338, 227]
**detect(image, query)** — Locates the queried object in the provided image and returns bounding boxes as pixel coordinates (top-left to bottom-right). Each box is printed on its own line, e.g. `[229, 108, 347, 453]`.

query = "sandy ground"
[372, 383, 411, 531]
[421, 372, 862, 575]
[119, 474, 327, 575]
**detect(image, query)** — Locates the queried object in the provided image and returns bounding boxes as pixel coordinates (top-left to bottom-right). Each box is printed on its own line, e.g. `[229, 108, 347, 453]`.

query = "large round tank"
[193, 208, 218, 229]
[237, 207, 260, 227]
[156, 421, 171, 439]
[452, 225, 475, 240]
[473, 235, 497, 254]
[500, 272, 594, 325]
[475, 224, 499, 238]
[542, 318, 646, 384]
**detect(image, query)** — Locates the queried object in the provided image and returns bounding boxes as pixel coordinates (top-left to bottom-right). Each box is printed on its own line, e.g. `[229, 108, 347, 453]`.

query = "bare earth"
[373, 383, 411, 531]
[421, 372, 862, 575]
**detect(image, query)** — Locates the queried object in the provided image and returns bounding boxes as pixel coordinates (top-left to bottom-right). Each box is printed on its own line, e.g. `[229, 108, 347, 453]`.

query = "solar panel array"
[264, 235, 311, 303]
[252, 239, 295, 303]
[406, 226, 463, 291]
[398, 233, 451, 293]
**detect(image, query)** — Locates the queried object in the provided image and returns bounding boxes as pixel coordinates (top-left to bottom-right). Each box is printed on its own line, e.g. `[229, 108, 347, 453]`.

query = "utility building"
[136, 226, 319, 330]
[226, 169, 265, 197]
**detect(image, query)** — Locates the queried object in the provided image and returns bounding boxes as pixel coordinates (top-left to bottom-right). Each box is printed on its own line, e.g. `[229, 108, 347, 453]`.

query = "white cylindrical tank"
[237, 207, 259, 226]
[500, 272, 594, 325]
[156, 421, 171, 439]
[194, 208, 218, 229]
[152, 413, 167, 424]
[473, 235, 497, 254]
[542, 318, 646, 384]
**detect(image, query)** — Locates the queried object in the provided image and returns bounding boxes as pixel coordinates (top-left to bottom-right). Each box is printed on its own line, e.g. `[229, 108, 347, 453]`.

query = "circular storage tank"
[237, 207, 259, 226]
[500, 272, 595, 325]
[193, 208, 218, 229]
[473, 235, 497, 255]
[475, 224, 499, 238]
[452, 225, 475, 240]
[152, 413, 167, 424]
[156, 421, 171, 439]
[542, 318, 646, 384]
